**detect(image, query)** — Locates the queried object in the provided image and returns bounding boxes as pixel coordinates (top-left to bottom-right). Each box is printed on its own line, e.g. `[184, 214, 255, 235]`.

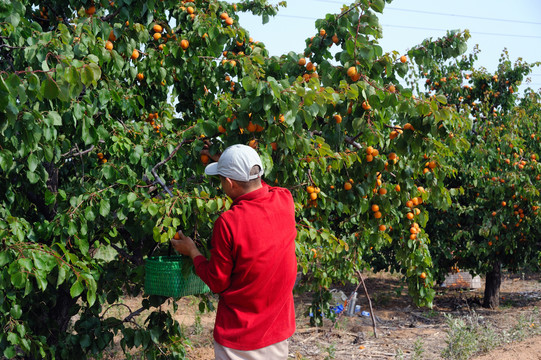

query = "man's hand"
[201, 148, 221, 162]
[171, 231, 203, 260]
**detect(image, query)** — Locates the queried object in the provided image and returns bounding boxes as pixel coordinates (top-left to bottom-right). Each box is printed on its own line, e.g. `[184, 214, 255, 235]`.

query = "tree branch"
[109, 243, 142, 266]
[345, 136, 362, 149]
[101, 6, 123, 22]
[62, 145, 95, 158]
[150, 137, 195, 197]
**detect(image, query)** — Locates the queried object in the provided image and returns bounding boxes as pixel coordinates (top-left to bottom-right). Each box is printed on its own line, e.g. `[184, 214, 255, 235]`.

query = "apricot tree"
[415, 45, 541, 308]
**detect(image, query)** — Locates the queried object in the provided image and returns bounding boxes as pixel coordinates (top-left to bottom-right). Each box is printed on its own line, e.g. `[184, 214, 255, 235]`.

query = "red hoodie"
[193, 182, 297, 350]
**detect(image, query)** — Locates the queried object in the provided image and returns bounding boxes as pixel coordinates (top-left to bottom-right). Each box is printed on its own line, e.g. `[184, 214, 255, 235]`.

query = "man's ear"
[223, 177, 235, 189]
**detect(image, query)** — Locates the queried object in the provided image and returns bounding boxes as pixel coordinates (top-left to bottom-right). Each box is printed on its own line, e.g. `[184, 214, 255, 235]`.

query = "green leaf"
[70, 280, 84, 298]
[149, 328, 160, 344]
[34, 270, 48, 291]
[241, 77, 257, 92]
[0, 252, 10, 267]
[26, 170, 40, 184]
[0, 150, 14, 171]
[268, 77, 281, 99]
[200, 120, 217, 136]
[102, 165, 116, 180]
[57, 265, 67, 288]
[435, 95, 447, 104]
[4, 6, 20, 27]
[86, 289, 96, 307]
[85, 206, 96, 221]
[99, 199, 110, 217]
[32, 251, 56, 272]
[82, 63, 102, 86]
[19, 258, 33, 272]
[0, 74, 10, 94]
[148, 203, 159, 216]
[127, 192, 137, 204]
[79, 334, 91, 348]
[27, 153, 39, 172]
[10, 304, 22, 319]
[41, 77, 59, 99]
[11, 272, 27, 289]
[47, 111, 62, 126]
[68, 221, 77, 236]
[3, 346, 16, 359]
[369, 0, 385, 13]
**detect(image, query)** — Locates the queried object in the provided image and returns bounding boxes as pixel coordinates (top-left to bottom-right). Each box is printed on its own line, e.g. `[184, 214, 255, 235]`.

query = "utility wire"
[276, 14, 541, 39]
[384, 24, 541, 40]
[313, 0, 541, 26]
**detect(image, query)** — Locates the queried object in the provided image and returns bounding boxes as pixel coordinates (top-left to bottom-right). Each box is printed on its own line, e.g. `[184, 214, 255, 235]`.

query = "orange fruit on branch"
[362, 101, 371, 110]
[130, 49, 140, 60]
[200, 154, 210, 164]
[346, 66, 357, 79]
[85, 5, 96, 16]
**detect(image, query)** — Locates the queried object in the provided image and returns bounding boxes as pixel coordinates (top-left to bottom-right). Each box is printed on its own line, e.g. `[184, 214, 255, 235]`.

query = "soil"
[105, 271, 541, 359]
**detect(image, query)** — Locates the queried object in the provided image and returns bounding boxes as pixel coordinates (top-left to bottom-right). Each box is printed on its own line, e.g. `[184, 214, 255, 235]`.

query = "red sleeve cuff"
[193, 255, 207, 267]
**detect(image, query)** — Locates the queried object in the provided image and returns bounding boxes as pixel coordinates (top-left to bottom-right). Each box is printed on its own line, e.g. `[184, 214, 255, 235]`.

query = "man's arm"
[170, 221, 234, 294]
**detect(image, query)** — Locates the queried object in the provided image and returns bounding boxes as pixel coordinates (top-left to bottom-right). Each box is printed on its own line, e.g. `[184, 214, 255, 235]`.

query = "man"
[171, 144, 297, 359]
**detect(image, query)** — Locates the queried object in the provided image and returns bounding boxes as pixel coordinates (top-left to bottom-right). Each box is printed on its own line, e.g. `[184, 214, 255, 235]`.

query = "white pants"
[214, 339, 289, 360]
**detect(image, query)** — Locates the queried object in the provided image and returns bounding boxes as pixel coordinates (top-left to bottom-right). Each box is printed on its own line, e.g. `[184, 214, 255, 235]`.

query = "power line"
[385, 7, 541, 26]
[278, 14, 315, 21]
[383, 24, 541, 40]
[276, 14, 541, 40]
[313, 0, 541, 26]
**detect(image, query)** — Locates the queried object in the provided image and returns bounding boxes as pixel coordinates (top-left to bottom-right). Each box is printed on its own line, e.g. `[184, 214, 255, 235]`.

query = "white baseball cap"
[204, 144, 264, 181]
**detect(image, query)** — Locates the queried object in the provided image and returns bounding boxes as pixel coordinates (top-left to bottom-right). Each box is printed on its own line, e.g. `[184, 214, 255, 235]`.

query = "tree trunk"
[483, 260, 501, 308]
[46, 286, 78, 346]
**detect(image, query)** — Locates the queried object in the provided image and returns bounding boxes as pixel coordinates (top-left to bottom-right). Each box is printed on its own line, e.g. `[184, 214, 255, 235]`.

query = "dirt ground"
[112, 271, 541, 359]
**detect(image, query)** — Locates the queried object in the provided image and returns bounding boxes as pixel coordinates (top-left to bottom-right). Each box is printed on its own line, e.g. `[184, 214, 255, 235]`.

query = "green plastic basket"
[144, 256, 210, 298]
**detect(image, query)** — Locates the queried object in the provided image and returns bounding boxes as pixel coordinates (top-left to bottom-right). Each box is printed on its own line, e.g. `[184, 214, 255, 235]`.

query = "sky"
[231, 0, 541, 92]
